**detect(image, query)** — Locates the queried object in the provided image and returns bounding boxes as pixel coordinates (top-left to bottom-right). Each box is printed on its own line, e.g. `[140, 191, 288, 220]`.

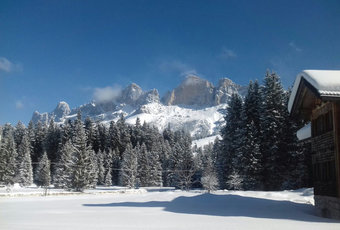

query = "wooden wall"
[311, 102, 338, 197]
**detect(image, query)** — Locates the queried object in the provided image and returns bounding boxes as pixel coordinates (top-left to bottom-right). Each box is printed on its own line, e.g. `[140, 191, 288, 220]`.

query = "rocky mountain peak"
[119, 83, 144, 105]
[53, 101, 71, 120]
[138, 89, 160, 104]
[162, 76, 244, 106]
[182, 75, 210, 86]
[163, 76, 215, 106]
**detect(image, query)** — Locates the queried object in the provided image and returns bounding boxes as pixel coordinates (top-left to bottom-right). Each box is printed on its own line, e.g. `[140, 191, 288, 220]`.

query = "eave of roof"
[288, 70, 340, 114]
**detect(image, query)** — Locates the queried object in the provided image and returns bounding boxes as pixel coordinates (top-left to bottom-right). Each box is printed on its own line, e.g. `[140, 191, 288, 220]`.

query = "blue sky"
[1, 0, 340, 125]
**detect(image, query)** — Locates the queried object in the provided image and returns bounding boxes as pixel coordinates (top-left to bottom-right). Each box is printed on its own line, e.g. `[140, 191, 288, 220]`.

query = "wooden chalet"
[289, 70, 340, 219]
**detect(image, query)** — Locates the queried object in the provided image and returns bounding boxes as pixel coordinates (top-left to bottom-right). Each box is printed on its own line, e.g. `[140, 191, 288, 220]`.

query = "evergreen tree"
[0, 131, 17, 186]
[167, 143, 182, 187]
[97, 123, 108, 153]
[131, 118, 143, 147]
[175, 133, 194, 190]
[278, 90, 305, 189]
[218, 93, 243, 189]
[193, 147, 204, 188]
[88, 148, 98, 188]
[118, 117, 131, 155]
[54, 140, 75, 189]
[120, 143, 138, 188]
[137, 143, 149, 186]
[160, 140, 171, 186]
[32, 121, 46, 168]
[96, 150, 105, 185]
[239, 80, 264, 190]
[45, 119, 61, 177]
[61, 120, 73, 145]
[27, 121, 35, 151]
[72, 112, 97, 191]
[104, 167, 112, 186]
[111, 148, 121, 185]
[148, 150, 163, 187]
[103, 149, 113, 179]
[137, 143, 162, 187]
[108, 121, 120, 153]
[84, 117, 96, 150]
[240, 121, 263, 190]
[17, 133, 33, 186]
[35, 152, 51, 187]
[261, 71, 286, 190]
[14, 121, 26, 148]
[163, 124, 175, 146]
[201, 153, 218, 193]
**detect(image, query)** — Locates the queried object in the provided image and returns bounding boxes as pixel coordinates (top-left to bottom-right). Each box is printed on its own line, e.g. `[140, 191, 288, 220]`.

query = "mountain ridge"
[32, 76, 245, 139]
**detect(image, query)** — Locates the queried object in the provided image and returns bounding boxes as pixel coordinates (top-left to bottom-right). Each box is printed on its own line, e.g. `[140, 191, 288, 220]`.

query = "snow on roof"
[288, 70, 340, 113]
[296, 123, 311, 141]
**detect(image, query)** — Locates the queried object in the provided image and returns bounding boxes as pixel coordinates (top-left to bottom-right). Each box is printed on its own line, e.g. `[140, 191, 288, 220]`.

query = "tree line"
[215, 71, 311, 191]
[0, 113, 206, 191]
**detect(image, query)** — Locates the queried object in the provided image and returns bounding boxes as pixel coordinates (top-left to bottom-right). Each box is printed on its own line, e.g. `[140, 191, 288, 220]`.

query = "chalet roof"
[288, 70, 340, 115]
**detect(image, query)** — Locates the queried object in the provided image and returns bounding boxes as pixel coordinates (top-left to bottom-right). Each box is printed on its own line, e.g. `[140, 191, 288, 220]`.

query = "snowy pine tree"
[17, 133, 33, 187]
[239, 81, 264, 190]
[0, 130, 17, 186]
[176, 133, 195, 190]
[53, 140, 75, 189]
[96, 150, 105, 185]
[148, 150, 163, 186]
[261, 71, 286, 190]
[35, 152, 51, 187]
[120, 143, 138, 188]
[104, 167, 112, 186]
[218, 93, 243, 189]
[201, 153, 218, 193]
[137, 143, 149, 186]
[72, 112, 97, 191]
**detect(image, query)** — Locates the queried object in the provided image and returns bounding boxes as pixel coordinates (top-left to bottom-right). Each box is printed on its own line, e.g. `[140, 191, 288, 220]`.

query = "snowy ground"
[0, 184, 148, 197]
[1, 188, 340, 230]
[192, 135, 221, 148]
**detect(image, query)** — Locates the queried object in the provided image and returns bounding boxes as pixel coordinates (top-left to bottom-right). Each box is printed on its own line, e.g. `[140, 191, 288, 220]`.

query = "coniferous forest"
[0, 71, 311, 191]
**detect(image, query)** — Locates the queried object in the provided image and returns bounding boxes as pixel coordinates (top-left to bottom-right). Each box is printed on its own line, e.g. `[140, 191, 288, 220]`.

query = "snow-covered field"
[1, 187, 340, 230]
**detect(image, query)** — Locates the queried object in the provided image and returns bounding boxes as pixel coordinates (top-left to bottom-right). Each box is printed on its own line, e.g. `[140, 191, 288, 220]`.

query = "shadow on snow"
[83, 193, 340, 223]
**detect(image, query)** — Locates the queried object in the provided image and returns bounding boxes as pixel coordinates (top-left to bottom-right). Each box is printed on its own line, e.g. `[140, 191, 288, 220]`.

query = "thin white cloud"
[0, 57, 22, 73]
[93, 85, 122, 103]
[15, 100, 24, 109]
[159, 60, 199, 77]
[0, 57, 13, 72]
[289, 41, 302, 52]
[220, 47, 237, 59]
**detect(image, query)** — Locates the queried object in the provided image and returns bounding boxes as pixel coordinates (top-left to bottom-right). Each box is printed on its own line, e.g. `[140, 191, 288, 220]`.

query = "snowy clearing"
[1, 188, 340, 230]
[192, 135, 221, 148]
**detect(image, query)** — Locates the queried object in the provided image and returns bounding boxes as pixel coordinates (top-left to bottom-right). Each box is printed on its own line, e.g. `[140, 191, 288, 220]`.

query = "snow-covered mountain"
[31, 76, 246, 140]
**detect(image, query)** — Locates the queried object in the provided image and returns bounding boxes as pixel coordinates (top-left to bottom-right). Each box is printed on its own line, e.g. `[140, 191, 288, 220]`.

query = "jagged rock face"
[214, 78, 241, 105]
[162, 76, 244, 106]
[119, 83, 144, 105]
[163, 76, 215, 106]
[137, 89, 160, 105]
[72, 101, 117, 118]
[53, 101, 71, 121]
[118, 83, 160, 106]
